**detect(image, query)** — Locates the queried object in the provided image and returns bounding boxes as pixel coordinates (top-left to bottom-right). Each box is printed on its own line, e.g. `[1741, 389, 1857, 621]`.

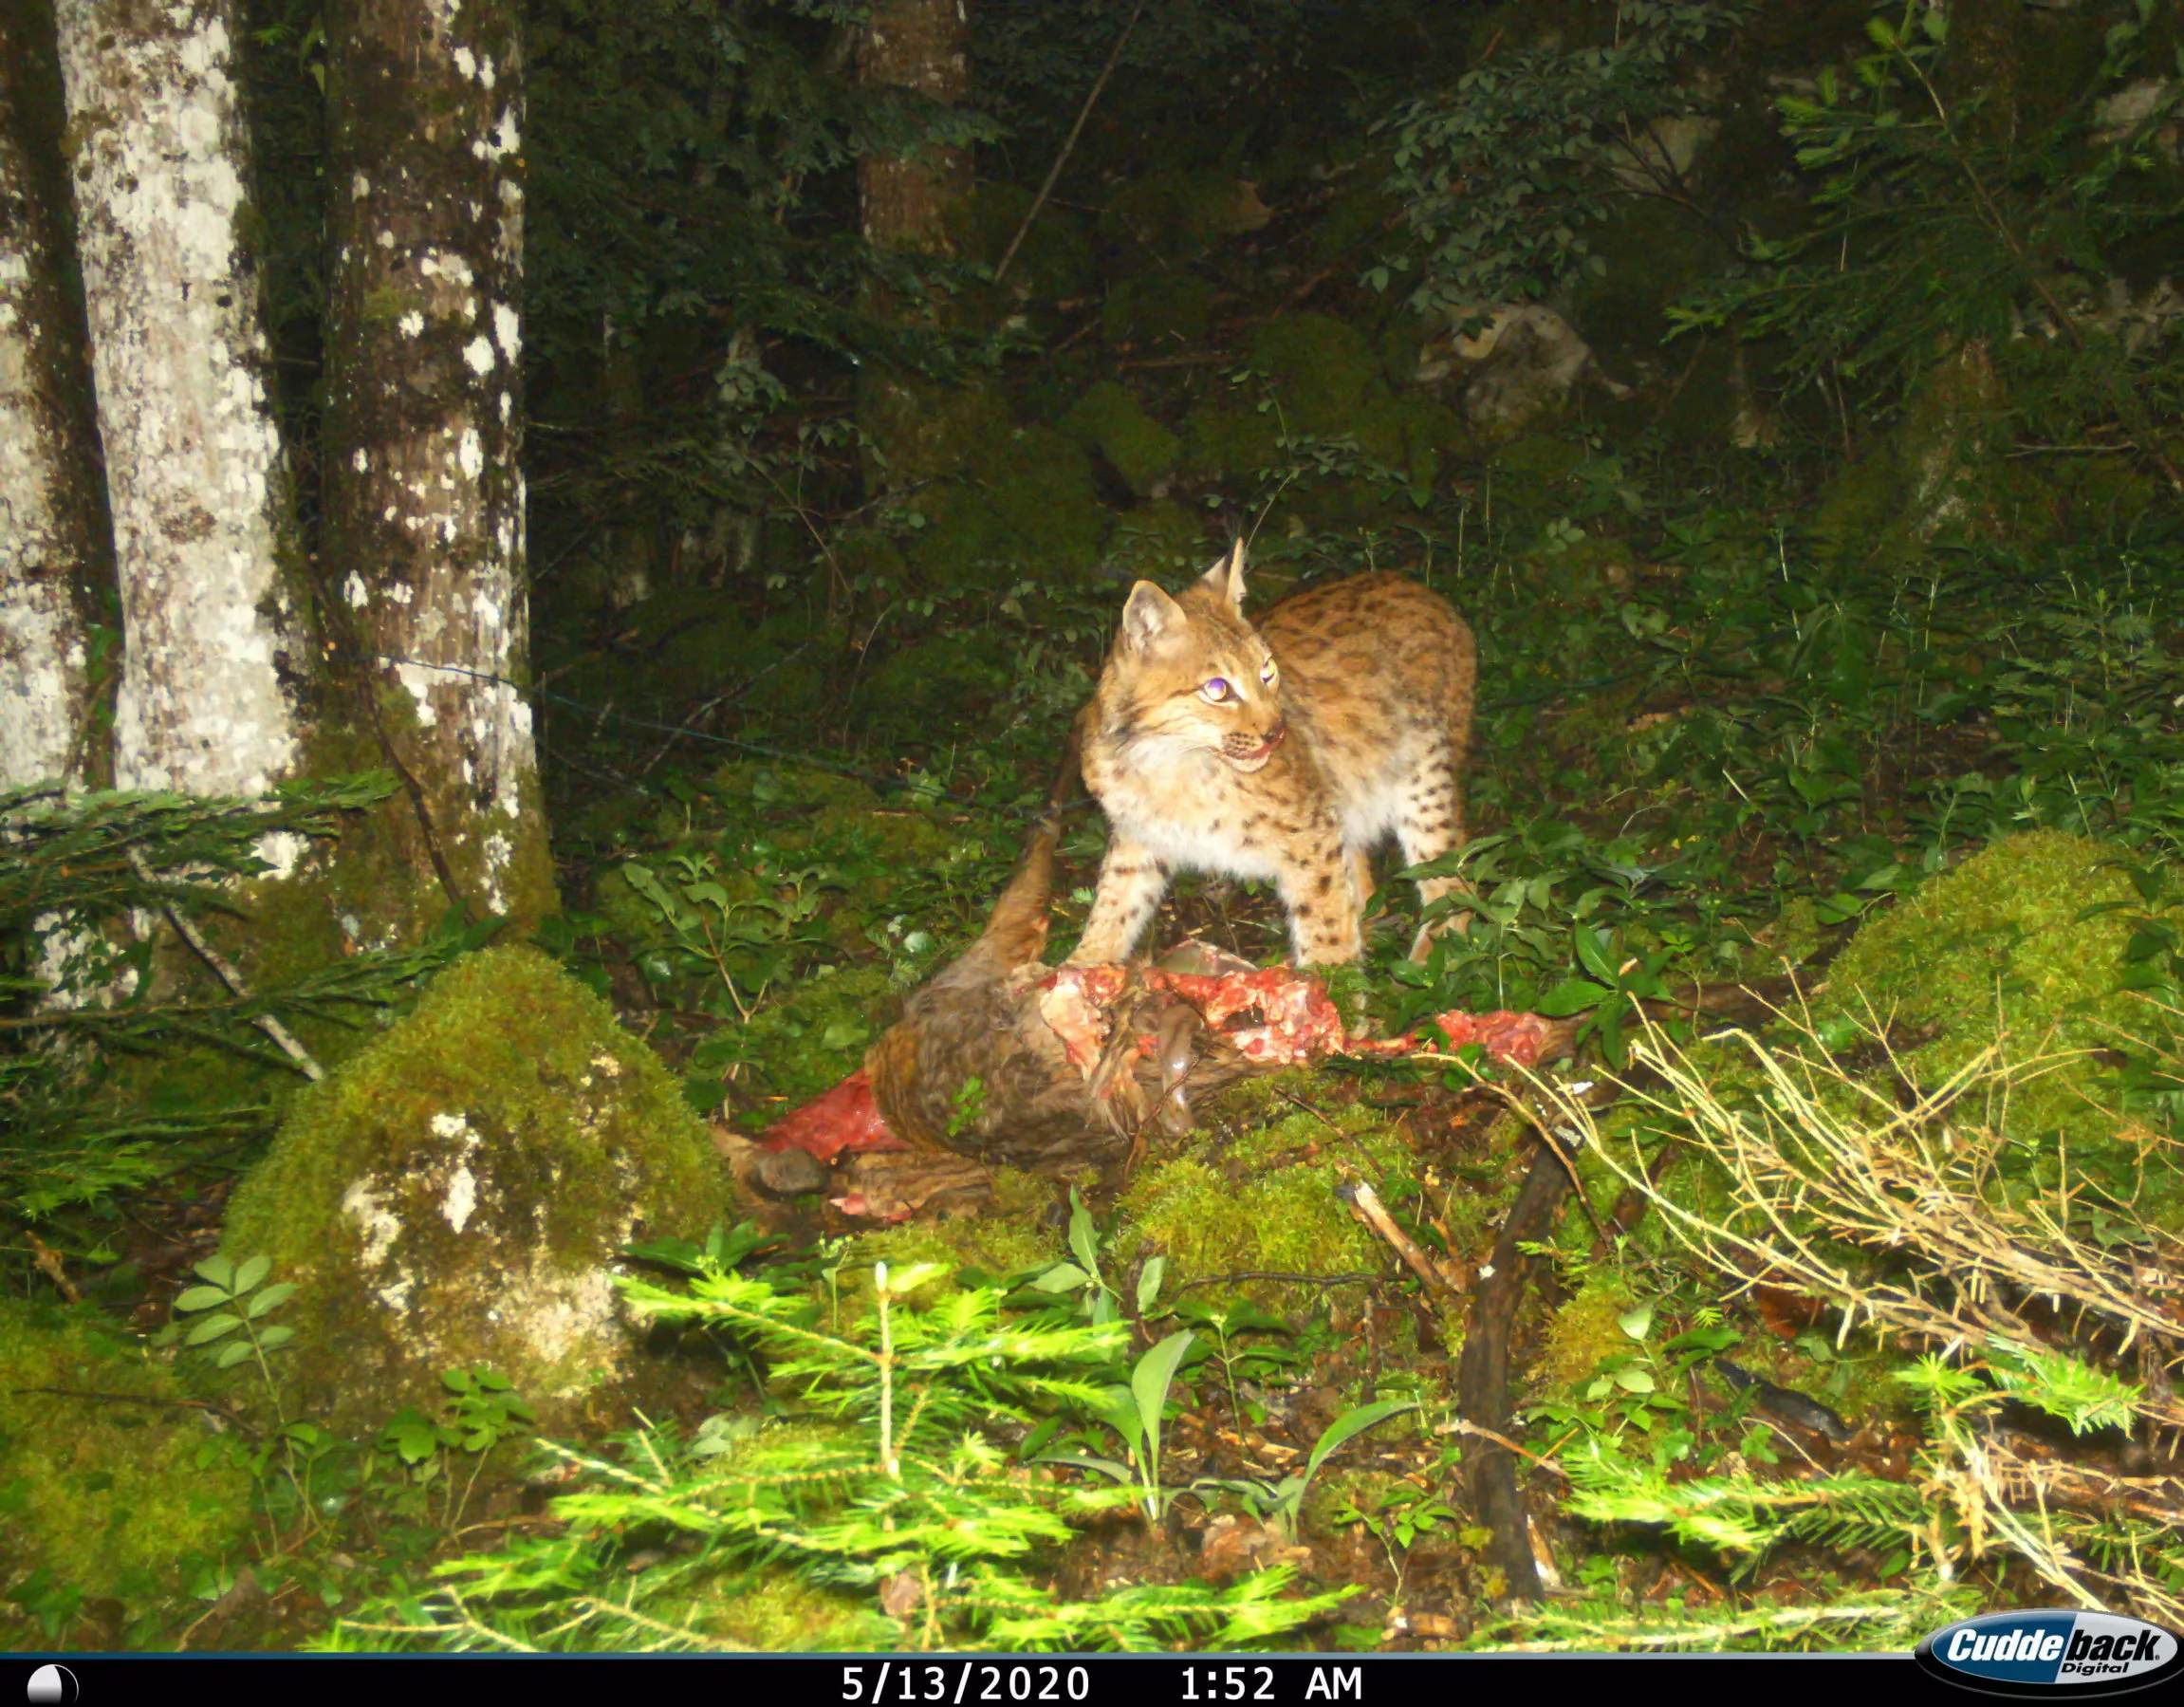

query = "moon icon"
[27, 1666, 78, 1705]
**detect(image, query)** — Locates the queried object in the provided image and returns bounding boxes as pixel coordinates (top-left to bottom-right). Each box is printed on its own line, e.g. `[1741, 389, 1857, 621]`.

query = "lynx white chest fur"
[1071, 545, 1476, 967]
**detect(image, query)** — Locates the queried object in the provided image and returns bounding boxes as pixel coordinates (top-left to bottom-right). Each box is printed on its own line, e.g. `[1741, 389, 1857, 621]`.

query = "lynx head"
[1099, 542, 1286, 773]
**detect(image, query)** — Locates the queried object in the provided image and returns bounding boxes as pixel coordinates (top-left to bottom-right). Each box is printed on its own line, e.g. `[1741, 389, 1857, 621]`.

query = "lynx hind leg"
[1397, 743, 1472, 962]
[1068, 840, 1170, 964]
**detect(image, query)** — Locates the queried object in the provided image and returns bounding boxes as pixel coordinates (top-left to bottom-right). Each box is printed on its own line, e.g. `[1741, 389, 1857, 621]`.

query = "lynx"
[1070, 545, 1476, 967]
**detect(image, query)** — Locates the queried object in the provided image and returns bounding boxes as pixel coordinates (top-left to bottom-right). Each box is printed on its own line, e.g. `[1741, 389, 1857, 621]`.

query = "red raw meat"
[756, 1069, 910, 1161]
[1428, 1008, 1556, 1067]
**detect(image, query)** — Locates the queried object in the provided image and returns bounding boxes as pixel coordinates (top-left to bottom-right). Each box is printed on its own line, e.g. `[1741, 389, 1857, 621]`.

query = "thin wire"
[372, 652, 1071, 822]
[368, 650, 1663, 820]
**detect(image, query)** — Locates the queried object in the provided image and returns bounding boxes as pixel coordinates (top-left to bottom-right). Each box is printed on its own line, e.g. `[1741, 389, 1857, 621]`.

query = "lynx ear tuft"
[1198, 540, 1247, 611]
[1121, 581, 1185, 650]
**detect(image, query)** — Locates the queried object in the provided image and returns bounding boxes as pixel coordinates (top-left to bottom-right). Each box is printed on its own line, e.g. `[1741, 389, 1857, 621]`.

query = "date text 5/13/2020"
[841, 1662, 1368, 1702]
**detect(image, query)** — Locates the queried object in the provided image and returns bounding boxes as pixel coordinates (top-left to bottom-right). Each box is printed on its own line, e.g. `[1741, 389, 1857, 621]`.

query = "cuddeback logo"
[1916, 1610, 2183, 1698]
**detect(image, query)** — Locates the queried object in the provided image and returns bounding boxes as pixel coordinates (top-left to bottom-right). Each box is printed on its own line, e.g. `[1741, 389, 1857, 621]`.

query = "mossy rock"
[861, 371, 1012, 488]
[1182, 397, 1286, 480]
[1062, 380, 1181, 495]
[1307, 178, 1401, 266]
[552, 590, 825, 722]
[1811, 343, 2057, 566]
[1102, 271, 1215, 349]
[1180, 314, 1431, 510]
[856, 630, 1016, 735]
[910, 424, 1112, 588]
[0, 1302, 251, 1617]
[1246, 313, 1384, 437]
[950, 181, 1093, 300]
[1819, 830, 2184, 1224]
[220, 946, 734, 1429]
[1109, 498, 1215, 574]
[1101, 168, 1270, 259]
[1119, 1075, 1414, 1309]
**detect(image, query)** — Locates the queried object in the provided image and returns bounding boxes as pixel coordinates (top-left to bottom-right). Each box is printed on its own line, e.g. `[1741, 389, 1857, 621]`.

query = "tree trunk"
[855, 0, 981, 583]
[858, 0, 974, 255]
[0, 9, 112, 789]
[54, 0, 309, 800]
[322, 0, 554, 925]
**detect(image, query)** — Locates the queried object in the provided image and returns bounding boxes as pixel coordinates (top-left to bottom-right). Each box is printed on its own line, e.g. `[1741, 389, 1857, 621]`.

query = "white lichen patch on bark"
[56, 0, 305, 798]
[341, 1177, 402, 1270]
[0, 55, 102, 787]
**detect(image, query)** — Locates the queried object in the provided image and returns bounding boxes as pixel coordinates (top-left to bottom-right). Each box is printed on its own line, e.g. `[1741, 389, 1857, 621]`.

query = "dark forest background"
[5, 0, 2184, 1655]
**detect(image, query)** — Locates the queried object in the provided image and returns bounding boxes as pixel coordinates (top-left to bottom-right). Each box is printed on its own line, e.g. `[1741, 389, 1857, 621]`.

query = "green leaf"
[1573, 925, 1620, 985]
[1131, 1330, 1196, 1445]
[172, 1286, 231, 1313]
[254, 1325, 296, 1349]
[1029, 1262, 1091, 1293]
[213, 1342, 253, 1370]
[1136, 1257, 1168, 1314]
[246, 1282, 296, 1319]
[1034, 1454, 1137, 1486]
[1614, 1366, 1657, 1394]
[232, 1253, 271, 1294]
[193, 1254, 236, 1291]
[1617, 1302, 1656, 1341]
[1304, 1400, 1419, 1484]
[184, 1313, 242, 1345]
[1067, 1193, 1100, 1278]
[1538, 978, 1612, 1017]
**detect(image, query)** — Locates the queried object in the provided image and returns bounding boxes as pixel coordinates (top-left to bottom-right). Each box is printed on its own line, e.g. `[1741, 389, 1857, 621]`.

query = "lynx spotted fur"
[1071, 545, 1476, 966]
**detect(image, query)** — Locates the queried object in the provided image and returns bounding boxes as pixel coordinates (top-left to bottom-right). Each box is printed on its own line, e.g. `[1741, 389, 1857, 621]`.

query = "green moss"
[1061, 381, 1181, 495]
[949, 181, 1093, 300]
[220, 946, 733, 1429]
[909, 424, 1112, 588]
[842, 1170, 1062, 1296]
[1307, 179, 1401, 266]
[1102, 271, 1214, 349]
[1101, 169, 1270, 259]
[0, 1302, 251, 1614]
[861, 371, 1012, 488]
[675, 1566, 886, 1650]
[1119, 1076, 1413, 1308]
[1109, 499, 1215, 573]
[1533, 1271, 1638, 1397]
[1182, 397, 1285, 481]
[1179, 314, 1453, 516]
[554, 588, 826, 723]
[1812, 832, 2181, 1223]
[1247, 313, 1383, 437]
[1812, 342, 2048, 566]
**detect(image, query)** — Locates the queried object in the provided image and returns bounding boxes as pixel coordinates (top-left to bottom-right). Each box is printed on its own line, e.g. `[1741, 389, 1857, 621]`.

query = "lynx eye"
[1260, 656, 1278, 685]
[1199, 677, 1233, 704]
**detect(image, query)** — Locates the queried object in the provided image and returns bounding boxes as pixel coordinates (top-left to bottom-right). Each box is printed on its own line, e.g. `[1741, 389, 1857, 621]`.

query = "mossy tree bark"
[54, 0, 310, 801]
[858, 0, 973, 254]
[856, 0, 980, 586]
[0, 10, 112, 789]
[322, 0, 555, 927]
